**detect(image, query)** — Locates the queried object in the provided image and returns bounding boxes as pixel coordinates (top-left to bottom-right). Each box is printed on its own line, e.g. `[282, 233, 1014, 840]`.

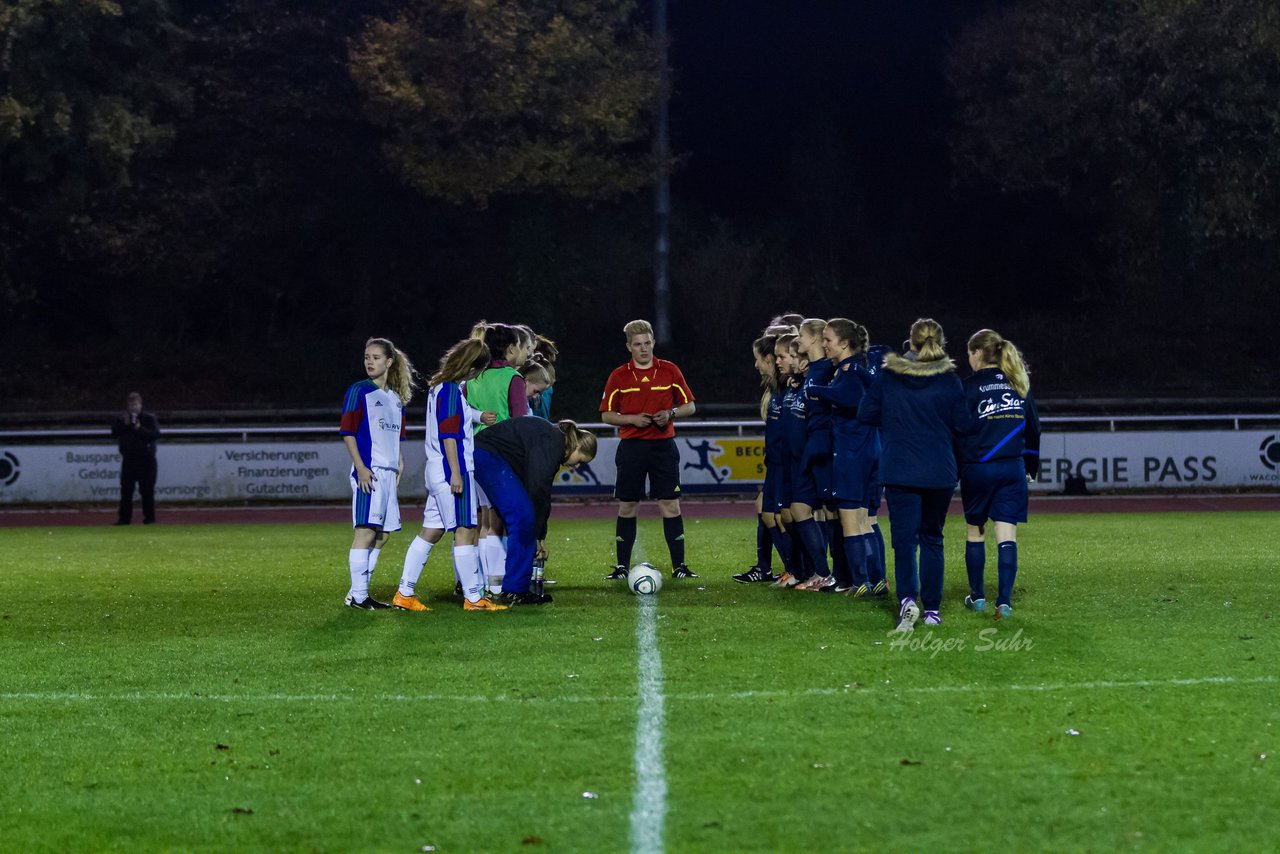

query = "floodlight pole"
[653, 0, 671, 345]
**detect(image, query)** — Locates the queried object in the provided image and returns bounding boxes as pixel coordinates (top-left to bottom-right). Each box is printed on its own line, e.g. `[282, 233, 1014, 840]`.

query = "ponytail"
[910, 318, 949, 364]
[558, 419, 598, 464]
[430, 338, 491, 387]
[1000, 341, 1031, 398]
[967, 328, 1031, 397]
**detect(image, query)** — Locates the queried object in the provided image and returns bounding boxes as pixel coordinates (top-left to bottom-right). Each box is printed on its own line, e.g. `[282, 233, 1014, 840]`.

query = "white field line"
[629, 594, 666, 854]
[0, 674, 1273, 706]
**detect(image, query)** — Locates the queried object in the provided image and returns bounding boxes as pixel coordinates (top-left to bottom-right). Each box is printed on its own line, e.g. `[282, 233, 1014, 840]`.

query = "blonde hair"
[557, 420, 598, 463]
[908, 318, 949, 364]
[623, 319, 654, 343]
[968, 329, 1031, 397]
[429, 338, 491, 387]
[799, 317, 827, 337]
[365, 337, 418, 405]
[523, 354, 556, 387]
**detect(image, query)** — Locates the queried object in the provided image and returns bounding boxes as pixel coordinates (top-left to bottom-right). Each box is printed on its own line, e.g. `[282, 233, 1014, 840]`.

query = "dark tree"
[949, 0, 1280, 320]
[349, 0, 662, 205]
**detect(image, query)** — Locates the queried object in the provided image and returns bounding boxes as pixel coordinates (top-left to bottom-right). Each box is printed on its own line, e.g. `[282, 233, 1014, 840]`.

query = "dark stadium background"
[3, 1, 1276, 422]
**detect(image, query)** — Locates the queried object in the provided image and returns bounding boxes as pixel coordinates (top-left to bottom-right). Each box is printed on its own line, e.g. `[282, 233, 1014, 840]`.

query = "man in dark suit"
[110, 392, 160, 525]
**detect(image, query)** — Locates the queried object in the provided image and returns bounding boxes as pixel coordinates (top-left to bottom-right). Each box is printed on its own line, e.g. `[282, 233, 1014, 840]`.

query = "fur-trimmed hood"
[883, 352, 956, 378]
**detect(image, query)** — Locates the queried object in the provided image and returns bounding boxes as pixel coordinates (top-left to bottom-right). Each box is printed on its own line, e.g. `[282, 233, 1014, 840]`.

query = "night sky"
[670, 1, 954, 218]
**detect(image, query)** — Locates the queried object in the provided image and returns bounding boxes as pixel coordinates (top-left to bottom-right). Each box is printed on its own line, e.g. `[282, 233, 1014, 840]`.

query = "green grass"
[1, 512, 1277, 852]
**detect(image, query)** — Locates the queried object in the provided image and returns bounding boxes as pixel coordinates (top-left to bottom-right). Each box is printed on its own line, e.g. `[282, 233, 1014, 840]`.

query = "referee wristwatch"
[669, 407, 677, 420]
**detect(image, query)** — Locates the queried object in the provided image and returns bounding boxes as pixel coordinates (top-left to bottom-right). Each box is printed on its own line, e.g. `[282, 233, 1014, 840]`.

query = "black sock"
[768, 526, 795, 574]
[616, 516, 637, 567]
[795, 518, 830, 578]
[663, 515, 686, 567]
[997, 541, 1017, 606]
[756, 516, 772, 570]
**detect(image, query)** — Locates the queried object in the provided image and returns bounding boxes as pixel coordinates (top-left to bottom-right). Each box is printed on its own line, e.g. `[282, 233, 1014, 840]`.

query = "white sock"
[455, 545, 484, 602]
[399, 537, 433, 598]
[348, 549, 370, 600]
[480, 535, 506, 594]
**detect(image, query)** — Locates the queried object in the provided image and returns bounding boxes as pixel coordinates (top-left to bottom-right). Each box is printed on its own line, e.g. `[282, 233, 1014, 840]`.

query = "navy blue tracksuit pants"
[884, 485, 954, 611]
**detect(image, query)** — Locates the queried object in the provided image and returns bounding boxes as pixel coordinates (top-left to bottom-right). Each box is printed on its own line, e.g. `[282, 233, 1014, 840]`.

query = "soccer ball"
[627, 562, 663, 595]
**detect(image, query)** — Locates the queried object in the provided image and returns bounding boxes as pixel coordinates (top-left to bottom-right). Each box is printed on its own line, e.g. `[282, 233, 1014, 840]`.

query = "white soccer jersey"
[424, 382, 475, 485]
[339, 380, 405, 471]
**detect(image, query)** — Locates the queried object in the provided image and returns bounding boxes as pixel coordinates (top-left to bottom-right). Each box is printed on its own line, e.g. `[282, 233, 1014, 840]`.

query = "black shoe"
[732, 566, 777, 584]
[453, 581, 463, 598]
[143, 519, 156, 525]
[501, 591, 553, 606]
[112, 520, 130, 526]
[672, 565, 699, 579]
[605, 565, 628, 580]
[345, 594, 391, 610]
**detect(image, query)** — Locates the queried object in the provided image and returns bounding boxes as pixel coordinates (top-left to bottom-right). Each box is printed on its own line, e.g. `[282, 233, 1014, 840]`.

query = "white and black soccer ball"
[627, 562, 663, 595]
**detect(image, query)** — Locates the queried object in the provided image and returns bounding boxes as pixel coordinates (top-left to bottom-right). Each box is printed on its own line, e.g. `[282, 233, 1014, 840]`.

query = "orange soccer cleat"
[463, 597, 509, 612]
[392, 592, 432, 612]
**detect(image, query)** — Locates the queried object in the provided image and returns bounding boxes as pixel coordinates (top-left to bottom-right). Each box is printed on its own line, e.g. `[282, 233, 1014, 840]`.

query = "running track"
[2, 494, 1277, 528]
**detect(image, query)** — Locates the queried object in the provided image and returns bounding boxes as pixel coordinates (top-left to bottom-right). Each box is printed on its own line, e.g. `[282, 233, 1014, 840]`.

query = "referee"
[600, 319, 698, 580]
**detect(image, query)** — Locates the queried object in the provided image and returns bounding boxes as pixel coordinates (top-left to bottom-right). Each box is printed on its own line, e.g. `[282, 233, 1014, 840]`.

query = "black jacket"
[474, 417, 564, 540]
[110, 412, 161, 460]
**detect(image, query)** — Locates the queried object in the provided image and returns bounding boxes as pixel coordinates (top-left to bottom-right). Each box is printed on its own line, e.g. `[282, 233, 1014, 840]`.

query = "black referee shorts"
[614, 438, 681, 502]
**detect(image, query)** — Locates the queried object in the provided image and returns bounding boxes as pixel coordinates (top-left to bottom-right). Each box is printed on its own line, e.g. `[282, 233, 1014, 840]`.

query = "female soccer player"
[857, 319, 970, 631]
[473, 418, 598, 605]
[339, 337, 417, 610]
[808, 318, 879, 597]
[522, 355, 555, 419]
[795, 317, 844, 591]
[467, 322, 530, 427]
[467, 321, 531, 591]
[777, 334, 831, 589]
[960, 329, 1041, 619]
[396, 337, 509, 612]
[734, 332, 790, 584]
[860, 339, 896, 596]
[530, 334, 559, 419]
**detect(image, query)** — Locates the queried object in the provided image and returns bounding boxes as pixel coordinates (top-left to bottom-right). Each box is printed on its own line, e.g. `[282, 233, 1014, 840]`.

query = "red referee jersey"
[599, 358, 695, 440]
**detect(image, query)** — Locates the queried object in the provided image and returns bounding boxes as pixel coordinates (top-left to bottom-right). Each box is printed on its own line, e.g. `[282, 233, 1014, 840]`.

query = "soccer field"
[2, 512, 1277, 852]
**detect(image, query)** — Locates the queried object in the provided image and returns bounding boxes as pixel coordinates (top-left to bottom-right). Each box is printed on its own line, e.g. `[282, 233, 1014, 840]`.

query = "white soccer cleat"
[895, 598, 920, 632]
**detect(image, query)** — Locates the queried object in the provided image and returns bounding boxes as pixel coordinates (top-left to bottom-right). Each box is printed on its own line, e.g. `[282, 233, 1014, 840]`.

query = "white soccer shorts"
[422, 473, 479, 532]
[351, 466, 401, 532]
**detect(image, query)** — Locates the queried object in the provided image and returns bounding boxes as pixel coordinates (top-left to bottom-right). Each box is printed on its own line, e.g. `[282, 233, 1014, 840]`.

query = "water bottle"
[532, 559, 545, 597]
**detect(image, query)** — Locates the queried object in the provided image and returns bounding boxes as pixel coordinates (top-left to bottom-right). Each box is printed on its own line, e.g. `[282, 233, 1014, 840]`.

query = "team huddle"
[339, 323, 596, 611]
[335, 313, 1040, 627]
[744, 313, 1041, 631]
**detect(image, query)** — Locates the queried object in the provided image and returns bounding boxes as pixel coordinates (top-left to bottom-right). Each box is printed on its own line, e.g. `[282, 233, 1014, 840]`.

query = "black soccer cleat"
[672, 565, 699, 579]
[732, 566, 777, 584]
[500, 591, 554, 606]
[605, 565, 629, 580]
[344, 594, 392, 610]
